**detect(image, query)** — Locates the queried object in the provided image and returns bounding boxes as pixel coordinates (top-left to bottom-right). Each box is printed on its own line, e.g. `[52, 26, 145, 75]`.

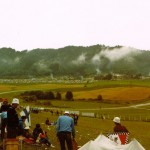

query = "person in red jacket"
[38, 130, 55, 148]
[113, 117, 129, 133]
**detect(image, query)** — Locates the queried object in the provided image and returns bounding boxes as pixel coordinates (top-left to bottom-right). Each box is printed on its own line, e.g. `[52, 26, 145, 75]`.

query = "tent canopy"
[78, 134, 145, 150]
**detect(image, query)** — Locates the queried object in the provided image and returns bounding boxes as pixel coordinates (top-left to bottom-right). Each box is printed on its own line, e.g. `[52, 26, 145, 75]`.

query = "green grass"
[27, 111, 149, 150]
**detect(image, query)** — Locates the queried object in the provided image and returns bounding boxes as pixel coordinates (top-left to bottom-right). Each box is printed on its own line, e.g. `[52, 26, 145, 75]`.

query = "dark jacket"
[18, 118, 25, 136]
[7, 106, 19, 127]
[0, 104, 11, 112]
[33, 127, 43, 140]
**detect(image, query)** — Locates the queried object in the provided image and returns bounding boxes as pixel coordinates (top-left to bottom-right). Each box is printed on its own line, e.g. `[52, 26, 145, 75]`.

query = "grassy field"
[0, 79, 150, 149]
[24, 111, 150, 150]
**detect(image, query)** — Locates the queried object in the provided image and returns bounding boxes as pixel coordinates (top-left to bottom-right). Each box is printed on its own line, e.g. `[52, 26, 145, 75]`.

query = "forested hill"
[0, 45, 150, 78]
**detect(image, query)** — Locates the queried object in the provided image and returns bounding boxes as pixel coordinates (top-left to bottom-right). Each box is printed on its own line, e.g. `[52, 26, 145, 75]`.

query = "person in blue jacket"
[18, 116, 27, 136]
[56, 111, 75, 150]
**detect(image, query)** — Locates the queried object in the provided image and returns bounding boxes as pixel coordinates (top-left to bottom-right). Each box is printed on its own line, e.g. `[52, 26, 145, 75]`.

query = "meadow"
[0, 79, 150, 149]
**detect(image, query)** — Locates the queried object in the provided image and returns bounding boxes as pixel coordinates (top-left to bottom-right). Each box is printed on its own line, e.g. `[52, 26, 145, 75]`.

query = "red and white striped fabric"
[107, 132, 129, 145]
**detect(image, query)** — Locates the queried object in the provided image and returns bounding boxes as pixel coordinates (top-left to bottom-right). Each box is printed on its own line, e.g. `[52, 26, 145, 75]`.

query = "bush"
[65, 91, 73, 100]
[44, 91, 55, 100]
[97, 94, 103, 101]
[23, 95, 37, 102]
[56, 92, 62, 100]
[21, 90, 55, 100]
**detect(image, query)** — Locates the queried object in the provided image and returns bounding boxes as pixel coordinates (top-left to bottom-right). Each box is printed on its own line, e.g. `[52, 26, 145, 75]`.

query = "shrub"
[97, 94, 103, 101]
[56, 92, 62, 100]
[23, 95, 37, 102]
[44, 91, 55, 100]
[65, 91, 73, 100]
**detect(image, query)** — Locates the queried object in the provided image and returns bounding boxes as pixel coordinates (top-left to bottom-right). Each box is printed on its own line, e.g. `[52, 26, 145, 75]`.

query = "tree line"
[21, 90, 74, 102]
[20, 90, 103, 102]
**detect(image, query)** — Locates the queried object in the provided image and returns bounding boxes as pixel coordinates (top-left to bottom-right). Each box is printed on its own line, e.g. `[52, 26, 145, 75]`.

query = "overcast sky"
[0, 0, 150, 51]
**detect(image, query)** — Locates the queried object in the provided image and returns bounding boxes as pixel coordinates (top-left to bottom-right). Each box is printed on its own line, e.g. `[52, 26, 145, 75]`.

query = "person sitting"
[22, 126, 35, 144]
[33, 124, 55, 148]
[24, 126, 33, 138]
[33, 124, 43, 142]
[113, 117, 129, 133]
[108, 117, 129, 145]
[38, 130, 55, 148]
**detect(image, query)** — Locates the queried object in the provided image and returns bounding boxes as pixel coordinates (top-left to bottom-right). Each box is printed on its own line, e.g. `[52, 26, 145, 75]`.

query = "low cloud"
[72, 53, 86, 64]
[92, 47, 139, 63]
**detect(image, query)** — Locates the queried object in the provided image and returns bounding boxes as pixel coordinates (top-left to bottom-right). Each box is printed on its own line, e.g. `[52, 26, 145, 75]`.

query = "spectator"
[56, 110, 75, 150]
[33, 124, 55, 148]
[0, 98, 11, 140]
[33, 124, 43, 142]
[18, 116, 27, 136]
[113, 117, 129, 133]
[22, 126, 35, 144]
[38, 130, 55, 148]
[7, 98, 19, 138]
[23, 126, 33, 139]
[56, 110, 59, 115]
[50, 110, 53, 115]
[45, 118, 51, 125]
[73, 114, 79, 126]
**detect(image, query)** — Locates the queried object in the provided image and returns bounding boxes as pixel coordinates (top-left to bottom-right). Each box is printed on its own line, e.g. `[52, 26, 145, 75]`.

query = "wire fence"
[95, 114, 150, 122]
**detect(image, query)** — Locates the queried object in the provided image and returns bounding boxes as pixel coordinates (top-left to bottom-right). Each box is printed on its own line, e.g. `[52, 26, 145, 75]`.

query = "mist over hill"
[0, 45, 150, 78]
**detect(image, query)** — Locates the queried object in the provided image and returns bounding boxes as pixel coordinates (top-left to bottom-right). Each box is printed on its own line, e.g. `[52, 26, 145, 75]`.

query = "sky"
[0, 0, 150, 51]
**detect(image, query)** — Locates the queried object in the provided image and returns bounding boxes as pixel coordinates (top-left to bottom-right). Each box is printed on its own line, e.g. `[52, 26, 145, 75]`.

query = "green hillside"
[0, 45, 150, 78]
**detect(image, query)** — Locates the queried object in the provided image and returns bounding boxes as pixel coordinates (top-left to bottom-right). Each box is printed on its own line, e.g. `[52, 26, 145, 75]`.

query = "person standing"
[18, 116, 27, 136]
[56, 111, 75, 150]
[7, 98, 19, 138]
[0, 99, 11, 140]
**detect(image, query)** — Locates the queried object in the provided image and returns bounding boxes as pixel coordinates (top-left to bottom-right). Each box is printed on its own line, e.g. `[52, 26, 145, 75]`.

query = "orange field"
[74, 87, 150, 101]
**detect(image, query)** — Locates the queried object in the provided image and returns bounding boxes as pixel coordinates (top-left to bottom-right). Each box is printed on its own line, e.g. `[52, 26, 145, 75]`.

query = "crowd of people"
[0, 97, 129, 150]
[0, 97, 78, 149]
[0, 98, 55, 148]
[0, 98, 19, 139]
